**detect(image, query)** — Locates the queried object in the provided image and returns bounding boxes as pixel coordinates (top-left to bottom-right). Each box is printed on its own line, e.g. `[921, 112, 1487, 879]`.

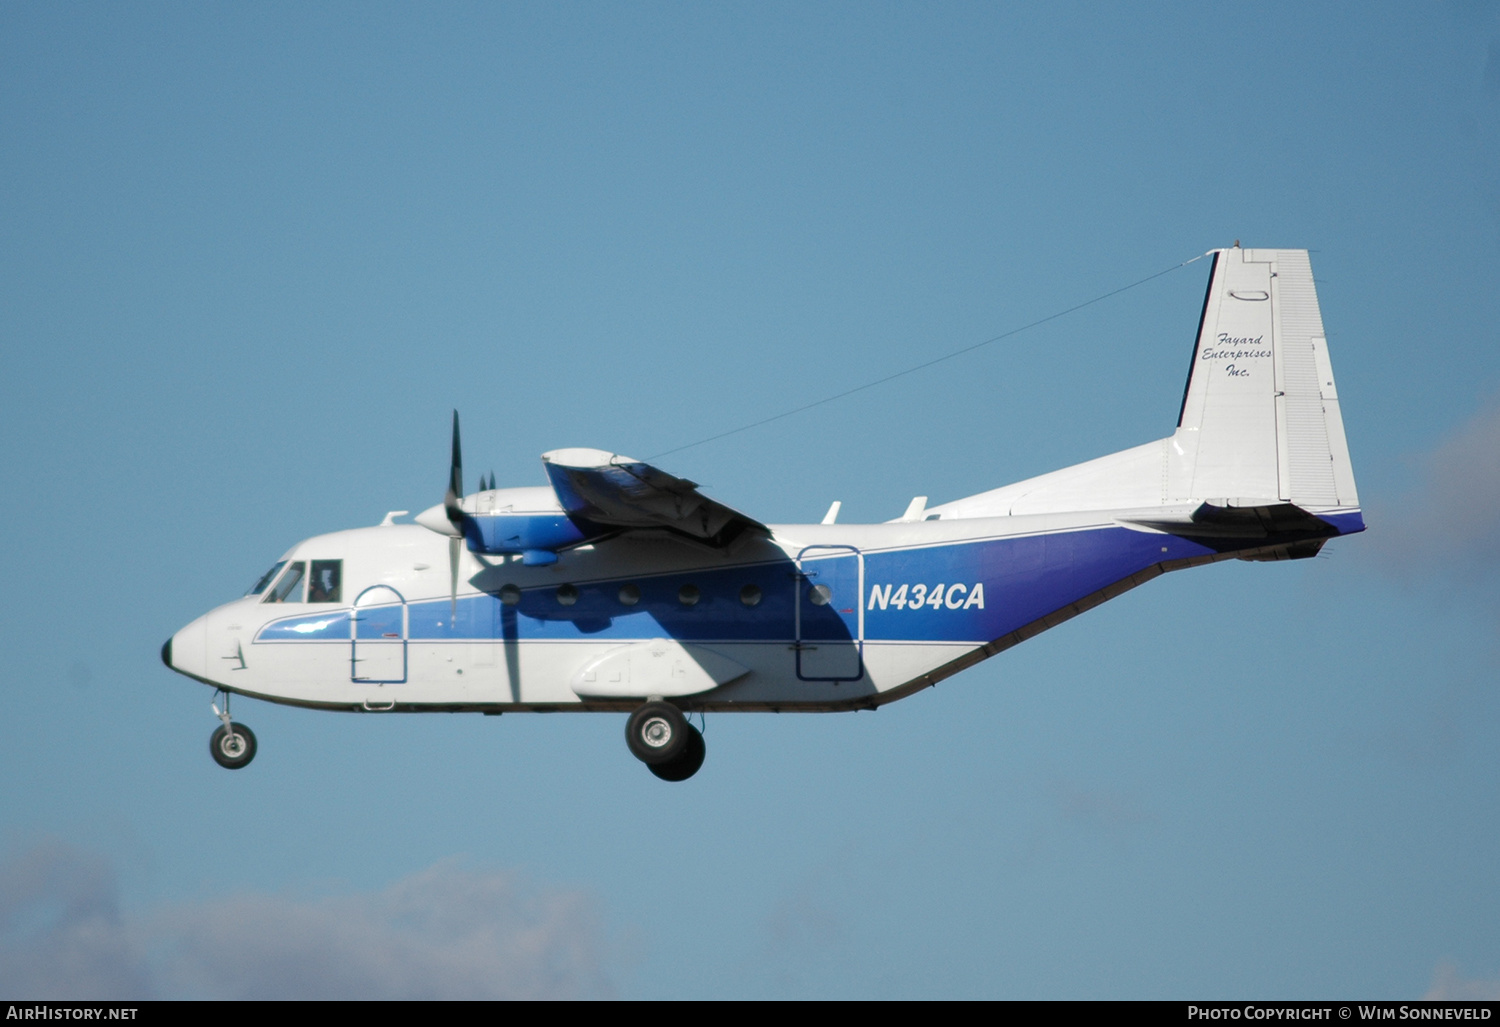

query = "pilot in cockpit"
[306, 560, 341, 603]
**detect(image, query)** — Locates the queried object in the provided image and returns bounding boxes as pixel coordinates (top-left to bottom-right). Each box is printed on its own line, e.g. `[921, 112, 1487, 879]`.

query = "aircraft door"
[351, 585, 407, 684]
[795, 545, 864, 681]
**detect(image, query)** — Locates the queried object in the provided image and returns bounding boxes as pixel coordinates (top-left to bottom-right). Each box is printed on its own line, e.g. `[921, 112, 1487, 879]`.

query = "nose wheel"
[209, 691, 257, 770]
[625, 701, 705, 781]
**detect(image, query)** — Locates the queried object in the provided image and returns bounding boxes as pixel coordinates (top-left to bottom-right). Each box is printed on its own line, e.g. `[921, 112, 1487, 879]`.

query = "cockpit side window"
[263, 561, 306, 603]
[308, 560, 342, 603]
[247, 561, 287, 597]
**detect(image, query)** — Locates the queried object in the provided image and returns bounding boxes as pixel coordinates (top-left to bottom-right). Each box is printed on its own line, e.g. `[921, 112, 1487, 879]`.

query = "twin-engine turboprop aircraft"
[163, 246, 1363, 781]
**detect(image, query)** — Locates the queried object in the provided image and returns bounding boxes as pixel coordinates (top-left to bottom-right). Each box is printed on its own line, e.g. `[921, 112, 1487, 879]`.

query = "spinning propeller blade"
[445, 411, 463, 616]
[448, 536, 461, 618]
[444, 411, 464, 531]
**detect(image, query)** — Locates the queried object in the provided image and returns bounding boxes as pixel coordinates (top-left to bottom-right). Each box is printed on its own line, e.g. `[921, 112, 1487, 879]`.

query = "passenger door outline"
[351, 585, 407, 684]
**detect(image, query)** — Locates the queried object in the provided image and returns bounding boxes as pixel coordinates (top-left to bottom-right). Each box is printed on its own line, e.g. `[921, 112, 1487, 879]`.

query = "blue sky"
[2, 2, 1499, 999]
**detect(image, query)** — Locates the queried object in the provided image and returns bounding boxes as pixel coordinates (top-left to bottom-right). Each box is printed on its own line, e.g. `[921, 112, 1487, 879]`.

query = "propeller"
[412, 411, 481, 617]
[415, 417, 505, 616]
[444, 411, 464, 616]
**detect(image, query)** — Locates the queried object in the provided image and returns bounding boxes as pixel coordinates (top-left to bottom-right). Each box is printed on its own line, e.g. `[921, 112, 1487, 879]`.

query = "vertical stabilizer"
[928, 247, 1359, 519]
[1171, 247, 1357, 509]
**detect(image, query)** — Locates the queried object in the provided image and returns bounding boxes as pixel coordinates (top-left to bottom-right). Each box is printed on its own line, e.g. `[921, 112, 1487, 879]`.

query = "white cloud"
[0, 839, 154, 999]
[1424, 960, 1500, 1000]
[1375, 396, 1500, 581]
[0, 841, 615, 1000]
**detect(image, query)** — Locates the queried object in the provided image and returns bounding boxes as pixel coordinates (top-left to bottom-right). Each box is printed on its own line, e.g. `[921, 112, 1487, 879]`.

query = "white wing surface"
[541, 448, 767, 547]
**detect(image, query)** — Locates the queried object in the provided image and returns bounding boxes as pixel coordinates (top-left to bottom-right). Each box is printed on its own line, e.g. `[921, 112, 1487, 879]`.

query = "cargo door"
[794, 545, 863, 681]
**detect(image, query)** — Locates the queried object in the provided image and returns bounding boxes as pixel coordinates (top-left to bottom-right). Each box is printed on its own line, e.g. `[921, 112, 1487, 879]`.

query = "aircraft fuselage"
[166, 505, 1363, 715]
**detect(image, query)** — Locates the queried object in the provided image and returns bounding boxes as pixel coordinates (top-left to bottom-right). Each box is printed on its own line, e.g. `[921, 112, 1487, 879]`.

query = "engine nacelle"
[414, 486, 594, 565]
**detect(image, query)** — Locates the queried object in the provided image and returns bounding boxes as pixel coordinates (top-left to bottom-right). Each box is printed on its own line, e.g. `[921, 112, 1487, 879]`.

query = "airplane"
[162, 245, 1362, 781]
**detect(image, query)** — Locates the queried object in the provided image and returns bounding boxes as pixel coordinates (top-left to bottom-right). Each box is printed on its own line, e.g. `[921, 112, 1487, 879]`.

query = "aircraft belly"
[686, 641, 976, 705]
[232, 638, 977, 708]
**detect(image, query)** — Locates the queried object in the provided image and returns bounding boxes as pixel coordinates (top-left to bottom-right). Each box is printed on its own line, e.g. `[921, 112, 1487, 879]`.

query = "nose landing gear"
[209, 691, 257, 770]
[625, 701, 706, 781]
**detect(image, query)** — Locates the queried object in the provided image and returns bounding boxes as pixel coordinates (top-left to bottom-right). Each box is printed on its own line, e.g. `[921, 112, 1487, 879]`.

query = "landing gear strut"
[209, 691, 257, 770]
[625, 701, 705, 781]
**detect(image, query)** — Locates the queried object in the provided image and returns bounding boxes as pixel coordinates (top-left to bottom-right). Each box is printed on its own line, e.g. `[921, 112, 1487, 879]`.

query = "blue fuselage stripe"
[255, 525, 1220, 646]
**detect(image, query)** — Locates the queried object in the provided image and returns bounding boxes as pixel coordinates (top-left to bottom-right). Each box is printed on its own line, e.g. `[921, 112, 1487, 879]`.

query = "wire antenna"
[649, 251, 1211, 460]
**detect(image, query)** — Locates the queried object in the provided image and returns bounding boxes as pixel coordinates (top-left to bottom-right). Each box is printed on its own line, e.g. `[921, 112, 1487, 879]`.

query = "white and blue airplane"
[163, 246, 1362, 781]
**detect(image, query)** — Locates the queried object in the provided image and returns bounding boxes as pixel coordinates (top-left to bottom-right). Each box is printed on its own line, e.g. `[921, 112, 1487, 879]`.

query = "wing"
[541, 448, 767, 547]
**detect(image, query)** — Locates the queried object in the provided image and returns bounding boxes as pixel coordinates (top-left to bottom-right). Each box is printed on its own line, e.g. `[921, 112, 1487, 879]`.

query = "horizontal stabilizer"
[1121, 502, 1339, 540]
[542, 448, 766, 547]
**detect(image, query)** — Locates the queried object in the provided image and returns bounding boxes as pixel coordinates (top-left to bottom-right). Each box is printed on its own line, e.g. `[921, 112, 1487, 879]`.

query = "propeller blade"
[443, 410, 464, 530]
[449, 536, 460, 617]
[414, 411, 472, 540]
[446, 412, 466, 615]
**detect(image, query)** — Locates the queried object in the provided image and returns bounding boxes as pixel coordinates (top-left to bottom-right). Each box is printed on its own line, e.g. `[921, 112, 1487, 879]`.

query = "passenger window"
[308, 560, 342, 603]
[263, 561, 306, 603]
[247, 561, 286, 597]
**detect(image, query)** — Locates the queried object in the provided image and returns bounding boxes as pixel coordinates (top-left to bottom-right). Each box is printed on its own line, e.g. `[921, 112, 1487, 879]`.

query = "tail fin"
[1172, 246, 1358, 509]
[929, 247, 1359, 518]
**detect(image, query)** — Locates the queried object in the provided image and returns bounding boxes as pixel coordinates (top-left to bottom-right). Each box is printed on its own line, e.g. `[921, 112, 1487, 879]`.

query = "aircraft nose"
[165, 616, 209, 681]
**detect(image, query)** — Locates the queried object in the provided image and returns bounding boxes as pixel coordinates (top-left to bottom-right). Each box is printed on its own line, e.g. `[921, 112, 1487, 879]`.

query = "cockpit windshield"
[247, 561, 287, 597]
[263, 561, 306, 603]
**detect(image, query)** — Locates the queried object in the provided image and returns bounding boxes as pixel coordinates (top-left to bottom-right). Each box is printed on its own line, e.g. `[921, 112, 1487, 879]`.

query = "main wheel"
[649, 724, 705, 782]
[625, 702, 687, 765]
[210, 722, 257, 769]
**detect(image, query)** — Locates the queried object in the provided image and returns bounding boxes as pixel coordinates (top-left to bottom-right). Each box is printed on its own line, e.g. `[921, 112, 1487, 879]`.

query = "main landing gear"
[626, 701, 705, 781]
[209, 690, 257, 770]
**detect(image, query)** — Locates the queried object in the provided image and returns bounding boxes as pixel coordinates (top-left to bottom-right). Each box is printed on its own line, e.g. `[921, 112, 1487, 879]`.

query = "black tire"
[209, 722, 257, 769]
[625, 702, 688, 765]
[649, 724, 705, 782]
